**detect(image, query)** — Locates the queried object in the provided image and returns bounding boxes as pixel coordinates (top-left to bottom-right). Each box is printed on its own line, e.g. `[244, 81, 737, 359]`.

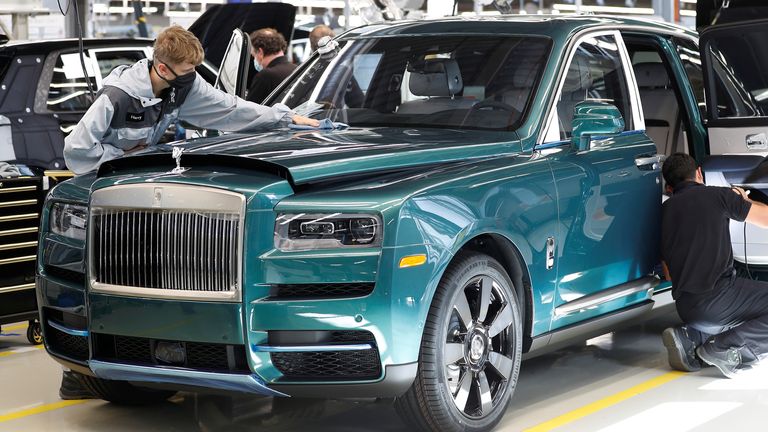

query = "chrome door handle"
[635, 154, 667, 169]
[746, 133, 768, 150]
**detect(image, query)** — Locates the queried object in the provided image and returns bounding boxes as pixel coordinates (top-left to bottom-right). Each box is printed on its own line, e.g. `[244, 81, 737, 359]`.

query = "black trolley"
[0, 175, 50, 345]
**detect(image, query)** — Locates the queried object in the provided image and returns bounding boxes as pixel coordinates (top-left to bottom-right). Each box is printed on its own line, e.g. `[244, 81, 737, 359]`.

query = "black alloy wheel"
[396, 253, 523, 432]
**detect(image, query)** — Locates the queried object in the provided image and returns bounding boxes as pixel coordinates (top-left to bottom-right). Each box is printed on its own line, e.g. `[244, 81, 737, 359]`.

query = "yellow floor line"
[523, 371, 686, 432]
[2, 323, 29, 332]
[0, 400, 90, 423]
[0, 345, 45, 358]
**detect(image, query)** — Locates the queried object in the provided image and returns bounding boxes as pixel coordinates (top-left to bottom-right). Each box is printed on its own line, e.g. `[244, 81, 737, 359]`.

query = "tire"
[395, 253, 523, 432]
[27, 321, 43, 345]
[77, 373, 177, 405]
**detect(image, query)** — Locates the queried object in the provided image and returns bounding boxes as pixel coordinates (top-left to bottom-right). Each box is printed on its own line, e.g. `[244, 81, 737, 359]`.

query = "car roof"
[342, 14, 697, 40]
[0, 38, 153, 54]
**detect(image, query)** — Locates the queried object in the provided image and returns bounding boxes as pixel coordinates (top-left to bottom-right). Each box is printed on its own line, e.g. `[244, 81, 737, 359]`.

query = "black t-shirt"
[246, 56, 297, 104]
[661, 182, 752, 299]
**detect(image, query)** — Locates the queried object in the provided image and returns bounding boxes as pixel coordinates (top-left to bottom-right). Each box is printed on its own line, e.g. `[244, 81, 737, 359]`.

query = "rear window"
[47, 52, 97, 112]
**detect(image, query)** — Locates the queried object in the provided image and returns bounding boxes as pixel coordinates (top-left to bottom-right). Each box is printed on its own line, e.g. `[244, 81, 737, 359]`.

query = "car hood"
[101, 127, 522, 186]
[189, 3, 296, 69]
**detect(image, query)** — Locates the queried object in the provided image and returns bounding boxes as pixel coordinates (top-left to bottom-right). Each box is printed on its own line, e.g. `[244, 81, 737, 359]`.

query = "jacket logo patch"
[126, 112, 145, 122]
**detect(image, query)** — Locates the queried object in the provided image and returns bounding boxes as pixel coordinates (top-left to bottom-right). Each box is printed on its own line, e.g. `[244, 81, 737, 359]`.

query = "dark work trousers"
[676, 275, 768, 363]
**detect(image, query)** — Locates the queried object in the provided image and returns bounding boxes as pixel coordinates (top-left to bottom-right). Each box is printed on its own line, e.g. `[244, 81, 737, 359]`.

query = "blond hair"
[153, 25, 204, 65]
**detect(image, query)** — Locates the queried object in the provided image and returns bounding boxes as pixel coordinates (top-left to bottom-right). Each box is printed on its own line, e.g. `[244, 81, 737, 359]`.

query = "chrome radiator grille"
[89, 184, 244, 301]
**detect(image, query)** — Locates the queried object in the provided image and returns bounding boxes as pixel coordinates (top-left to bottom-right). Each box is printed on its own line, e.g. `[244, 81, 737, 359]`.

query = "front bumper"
[38, 241, 438, 398]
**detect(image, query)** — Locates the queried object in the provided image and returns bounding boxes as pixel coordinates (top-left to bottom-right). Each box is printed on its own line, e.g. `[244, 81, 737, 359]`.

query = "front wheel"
[395, 253, 523, 432]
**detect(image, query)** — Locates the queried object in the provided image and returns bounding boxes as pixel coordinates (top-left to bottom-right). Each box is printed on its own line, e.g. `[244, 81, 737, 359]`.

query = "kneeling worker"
[662, 153, 768, 378]
[64, 25, 317, 175]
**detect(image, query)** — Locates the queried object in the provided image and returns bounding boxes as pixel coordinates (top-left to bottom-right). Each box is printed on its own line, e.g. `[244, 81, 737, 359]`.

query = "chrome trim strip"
[0, 186, 36, 194]
[252, 344, 374, 353]
[554, 276, 659, 317]
[89, 360, 287, 397]
[0, 255, 36, 265]
[0, 240, 37, 251]
[0, 213, 38, 222]
[90, 282, 240, 301]
[0, 282, 35, 294]
[0, 199, 37, 208]
[48, 320, 89, 337]
[0, 227, 37, 236]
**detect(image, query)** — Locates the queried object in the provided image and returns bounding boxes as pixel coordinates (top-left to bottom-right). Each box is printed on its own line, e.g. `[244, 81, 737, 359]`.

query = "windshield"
[269, 35, 552, 131]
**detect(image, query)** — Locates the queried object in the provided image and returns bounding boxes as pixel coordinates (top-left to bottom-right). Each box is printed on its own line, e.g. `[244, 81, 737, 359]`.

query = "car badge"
[170, 146, 188, 174]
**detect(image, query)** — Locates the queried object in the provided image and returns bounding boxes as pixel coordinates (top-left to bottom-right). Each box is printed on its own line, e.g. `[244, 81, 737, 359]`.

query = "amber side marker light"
[399, 254, 427, 268]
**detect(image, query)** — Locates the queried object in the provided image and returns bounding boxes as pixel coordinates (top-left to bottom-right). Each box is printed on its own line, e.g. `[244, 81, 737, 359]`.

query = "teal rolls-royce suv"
[37, 8, 768, 432]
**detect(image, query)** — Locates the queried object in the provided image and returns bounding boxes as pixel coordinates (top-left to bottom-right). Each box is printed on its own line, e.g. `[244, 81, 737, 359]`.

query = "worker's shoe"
[696, 341, 750, 379]
[59, 370, 95, 400]
[662, 325, 702, 372]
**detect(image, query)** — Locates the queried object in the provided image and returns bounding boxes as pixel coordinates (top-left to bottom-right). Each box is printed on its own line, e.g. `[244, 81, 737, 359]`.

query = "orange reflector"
[399, 254, 427, 268]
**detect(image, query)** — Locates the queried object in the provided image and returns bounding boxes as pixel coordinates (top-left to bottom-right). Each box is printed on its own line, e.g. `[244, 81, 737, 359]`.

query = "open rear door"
[214, 29, 250, 99]
[697, 4, 768, 266]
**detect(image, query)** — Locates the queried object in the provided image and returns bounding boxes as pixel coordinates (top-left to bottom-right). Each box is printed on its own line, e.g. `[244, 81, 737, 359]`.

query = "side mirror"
[571, 101, 625, 151]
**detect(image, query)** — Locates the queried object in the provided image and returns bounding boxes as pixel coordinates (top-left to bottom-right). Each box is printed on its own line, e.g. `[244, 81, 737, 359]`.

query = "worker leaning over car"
[63, 25, 318, 175]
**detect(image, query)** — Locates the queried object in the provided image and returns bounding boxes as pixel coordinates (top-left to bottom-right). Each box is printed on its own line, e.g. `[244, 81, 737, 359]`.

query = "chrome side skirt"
[554, 276, 659, 318]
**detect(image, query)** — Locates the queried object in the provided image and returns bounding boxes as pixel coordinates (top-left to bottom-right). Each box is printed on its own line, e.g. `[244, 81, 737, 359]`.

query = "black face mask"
[154, 61, 196, 89]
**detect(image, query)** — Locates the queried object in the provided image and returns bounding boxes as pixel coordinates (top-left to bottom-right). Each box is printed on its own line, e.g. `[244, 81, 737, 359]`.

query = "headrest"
[562, 55, 592, 93]
[512, 63, 536, 88]
[634, 62, 670, 88]
[408, 58, 463, 97]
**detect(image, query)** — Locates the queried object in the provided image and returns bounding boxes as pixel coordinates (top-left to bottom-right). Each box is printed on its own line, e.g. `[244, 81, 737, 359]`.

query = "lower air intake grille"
[46, 323, 88, 361]
[115, 335, 152, 363]
[93, 334, 249, 373]
[270, 283, 375, 300]
[271, 348, 382, 381]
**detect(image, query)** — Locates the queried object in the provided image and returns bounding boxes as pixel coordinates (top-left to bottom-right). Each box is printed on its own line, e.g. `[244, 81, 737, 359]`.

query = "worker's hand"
[291, 115, 320, 128]
[733, 186, 751, 201]
[124, 144, 147, 154]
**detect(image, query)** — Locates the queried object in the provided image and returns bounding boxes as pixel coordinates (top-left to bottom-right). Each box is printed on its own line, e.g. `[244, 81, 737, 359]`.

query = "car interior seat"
[499, 61, 538, 113]
[397, 58, 476, 115]
[634, 62, 682, 155]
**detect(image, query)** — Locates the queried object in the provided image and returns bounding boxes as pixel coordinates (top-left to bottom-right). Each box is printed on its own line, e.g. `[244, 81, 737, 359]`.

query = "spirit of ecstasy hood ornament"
[170, 146, 188, 174]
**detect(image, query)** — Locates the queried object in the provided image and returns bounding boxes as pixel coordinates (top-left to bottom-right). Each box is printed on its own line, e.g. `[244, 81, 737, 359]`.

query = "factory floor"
[2, 309, 765, 432]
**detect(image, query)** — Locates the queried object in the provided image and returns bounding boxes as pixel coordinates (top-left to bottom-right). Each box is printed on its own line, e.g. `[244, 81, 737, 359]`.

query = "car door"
[546, 31, 661, 329]
[694, 3, 768, 267]
[215, 28, 250, 99]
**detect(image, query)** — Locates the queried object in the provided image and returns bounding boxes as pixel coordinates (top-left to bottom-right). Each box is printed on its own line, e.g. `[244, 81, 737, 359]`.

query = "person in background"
[309, 24, 335, 53]
[661, 153, 768, 378]
[247, 28, 297, 104]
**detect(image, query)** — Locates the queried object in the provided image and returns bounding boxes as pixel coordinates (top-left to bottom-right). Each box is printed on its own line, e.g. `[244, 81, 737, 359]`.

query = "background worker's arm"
[63, 94, 123, 175]
[732, 187, 768, 228]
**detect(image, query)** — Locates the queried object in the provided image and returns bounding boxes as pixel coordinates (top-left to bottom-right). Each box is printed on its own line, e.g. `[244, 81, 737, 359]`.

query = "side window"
[556, 34, 633, 140]
[703, 25, 767, 120]
[92, 51, 145, 80]
[671, 38, 706, 120]
[47, 52, 97, 112]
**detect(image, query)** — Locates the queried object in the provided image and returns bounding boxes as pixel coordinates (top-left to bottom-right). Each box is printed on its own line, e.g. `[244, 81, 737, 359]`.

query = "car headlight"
[274, 213, 382, 251]
[50, 203, 88, 241]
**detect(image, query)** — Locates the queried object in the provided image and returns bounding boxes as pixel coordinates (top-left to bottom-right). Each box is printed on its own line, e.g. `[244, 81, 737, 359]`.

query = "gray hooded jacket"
[63, 58, 295, 174]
